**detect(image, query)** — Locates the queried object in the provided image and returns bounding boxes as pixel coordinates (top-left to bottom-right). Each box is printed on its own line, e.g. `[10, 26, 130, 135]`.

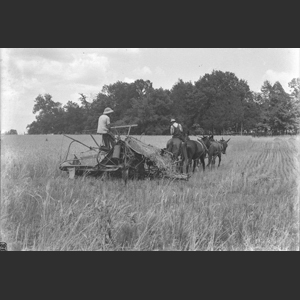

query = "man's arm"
[106, 116, 112, 131]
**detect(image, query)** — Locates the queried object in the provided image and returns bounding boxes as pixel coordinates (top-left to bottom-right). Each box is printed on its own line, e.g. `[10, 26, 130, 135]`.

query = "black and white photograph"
[1, 48, 299, 251]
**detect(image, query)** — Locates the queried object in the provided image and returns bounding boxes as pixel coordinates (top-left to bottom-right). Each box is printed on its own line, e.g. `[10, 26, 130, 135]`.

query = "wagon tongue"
[59, 161, 74, 170]
[164, 173, 190, 181]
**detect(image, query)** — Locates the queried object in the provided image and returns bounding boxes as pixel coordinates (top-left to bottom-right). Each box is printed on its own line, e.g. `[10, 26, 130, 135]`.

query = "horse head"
[219, 138, 230, 154]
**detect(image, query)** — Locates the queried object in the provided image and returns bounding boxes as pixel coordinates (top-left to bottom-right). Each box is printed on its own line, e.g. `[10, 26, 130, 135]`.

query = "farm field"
[1, 134, 299, 251]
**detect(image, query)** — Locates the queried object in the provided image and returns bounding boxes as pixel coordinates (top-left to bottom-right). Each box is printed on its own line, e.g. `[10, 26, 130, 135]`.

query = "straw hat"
[103, 107, 114, 115]
[170, 118, 176, 122]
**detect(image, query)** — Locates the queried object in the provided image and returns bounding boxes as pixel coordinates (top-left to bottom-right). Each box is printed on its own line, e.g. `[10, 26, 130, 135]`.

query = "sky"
[1, 48, 299, 134]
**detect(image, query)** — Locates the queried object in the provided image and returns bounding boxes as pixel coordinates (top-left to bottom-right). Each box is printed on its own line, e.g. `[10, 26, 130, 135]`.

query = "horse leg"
[192, 159, 196, 173]
[210, 156, 214, 170]
[196, 158, 200, 171]
[200, 156, 205, 172]
[185, 159, 188, 173]
[180, 158, 184, 174]
[183, 159, 188, 174]
[188, 158, 193, 173]
[178, 155, 185, 174]
[185, 157, 191, 174]
[181, 142, 189, 174]
[174, 153, 181, 173]
[218, 154, 221, 167]
[207, 155, 211, 168]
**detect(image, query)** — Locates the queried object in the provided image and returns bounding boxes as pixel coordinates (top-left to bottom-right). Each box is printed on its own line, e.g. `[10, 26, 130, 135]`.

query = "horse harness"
[197, 139, 208, 155]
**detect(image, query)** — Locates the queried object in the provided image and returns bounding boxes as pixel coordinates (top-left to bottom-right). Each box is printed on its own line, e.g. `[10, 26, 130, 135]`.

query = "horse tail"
[166, 140, 172, 153]
[207, 146, 215, 167]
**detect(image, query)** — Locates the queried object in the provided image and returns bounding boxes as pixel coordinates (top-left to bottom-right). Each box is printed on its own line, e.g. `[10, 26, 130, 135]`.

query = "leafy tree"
[101, 80, 153, 122]
[125, 88, 172, 134]
[260, 81, 296, 134]
[25, 74, 299, 136]
[62, 101, 85, 133]
[288, 78, 300, 133]
[27, 94, 63, 134]
[242, 97, 262, 132]
[170, 79, 195, 129]
[288, 78, 300, 100]
[193, 70, 251, 134]
[5, 129, 18, 135]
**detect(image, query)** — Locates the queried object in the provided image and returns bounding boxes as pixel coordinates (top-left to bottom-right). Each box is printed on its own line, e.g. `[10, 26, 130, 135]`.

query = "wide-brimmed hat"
[170, 118, 176, 122]
[103, 107, 114, 115]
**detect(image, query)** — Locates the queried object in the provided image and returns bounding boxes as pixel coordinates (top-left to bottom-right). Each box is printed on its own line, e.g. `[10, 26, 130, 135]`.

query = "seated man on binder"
[97, 107, 116, 151]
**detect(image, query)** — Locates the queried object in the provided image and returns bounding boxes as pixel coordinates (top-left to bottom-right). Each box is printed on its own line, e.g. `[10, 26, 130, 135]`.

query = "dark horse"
[200, 136, 230, 168]
[166, 138, 188, 173]
[186, 139, 207, 172]
[219, 137, 230, 154]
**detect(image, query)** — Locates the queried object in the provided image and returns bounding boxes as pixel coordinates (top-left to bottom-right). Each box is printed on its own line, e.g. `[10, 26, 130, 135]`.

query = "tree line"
[26, 70, 300, 136]
[3, 129, 18, 135]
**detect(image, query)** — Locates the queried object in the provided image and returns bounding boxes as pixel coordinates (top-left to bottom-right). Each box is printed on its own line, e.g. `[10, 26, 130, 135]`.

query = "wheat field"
[1, 134, 299, 251]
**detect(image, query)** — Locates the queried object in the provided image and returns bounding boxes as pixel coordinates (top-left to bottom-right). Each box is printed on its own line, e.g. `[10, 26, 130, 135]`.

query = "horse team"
[165, 135, 230, 174]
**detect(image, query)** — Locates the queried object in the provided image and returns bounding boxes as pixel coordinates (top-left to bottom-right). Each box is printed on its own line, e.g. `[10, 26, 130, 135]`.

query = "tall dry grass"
[1, 134, 299, 251]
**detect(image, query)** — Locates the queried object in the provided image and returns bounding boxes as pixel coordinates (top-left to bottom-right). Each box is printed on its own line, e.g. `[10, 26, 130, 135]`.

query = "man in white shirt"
[170, 118, 186, 142]
[97, 107, 115, 150]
